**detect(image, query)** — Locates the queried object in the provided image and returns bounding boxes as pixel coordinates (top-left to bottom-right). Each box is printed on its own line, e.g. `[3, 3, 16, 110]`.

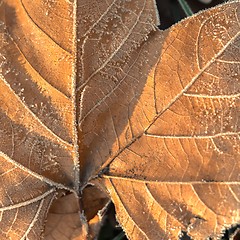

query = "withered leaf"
[0, 0, 239, 239]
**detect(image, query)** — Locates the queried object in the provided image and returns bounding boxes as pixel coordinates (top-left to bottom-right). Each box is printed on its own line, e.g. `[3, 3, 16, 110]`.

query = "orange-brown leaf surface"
[0, 0, 239, 239]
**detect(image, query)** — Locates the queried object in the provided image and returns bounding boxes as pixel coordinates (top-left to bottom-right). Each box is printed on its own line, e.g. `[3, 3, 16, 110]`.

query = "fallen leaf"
[44, 193, 87, 240]
[97, 2, 240, 239]
[0, 0, 239, 239]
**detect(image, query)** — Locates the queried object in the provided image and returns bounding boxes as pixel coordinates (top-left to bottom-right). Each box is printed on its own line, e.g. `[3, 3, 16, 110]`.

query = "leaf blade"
[99, 2, 240, 239]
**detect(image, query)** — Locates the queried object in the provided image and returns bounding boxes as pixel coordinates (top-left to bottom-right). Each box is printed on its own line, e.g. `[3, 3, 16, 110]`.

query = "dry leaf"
[44, 193, 87, 240]
[0, 0, 239, 239]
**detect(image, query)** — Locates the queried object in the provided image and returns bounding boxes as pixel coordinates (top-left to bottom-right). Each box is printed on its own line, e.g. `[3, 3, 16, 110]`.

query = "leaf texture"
[44, 193, 87, 240]
[76, 0, 160, 183]
[98, 2, 240, 239]
[0, 0, 78, 238]
[0, 0, 239, 240]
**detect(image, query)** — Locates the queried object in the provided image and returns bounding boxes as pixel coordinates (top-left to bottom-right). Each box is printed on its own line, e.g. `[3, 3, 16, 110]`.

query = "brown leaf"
[44, 193, 87, 240]
[98, 2, 240, 240]
[77, 0, 160, 184]
[0, 0, 239, 240]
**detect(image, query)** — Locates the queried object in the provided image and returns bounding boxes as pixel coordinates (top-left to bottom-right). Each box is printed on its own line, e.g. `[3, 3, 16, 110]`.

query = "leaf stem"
[177, 0, 194, 16]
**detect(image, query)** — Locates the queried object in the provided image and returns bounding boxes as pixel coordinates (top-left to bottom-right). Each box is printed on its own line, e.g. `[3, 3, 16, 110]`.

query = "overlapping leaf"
[97, 2, 240, 239]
